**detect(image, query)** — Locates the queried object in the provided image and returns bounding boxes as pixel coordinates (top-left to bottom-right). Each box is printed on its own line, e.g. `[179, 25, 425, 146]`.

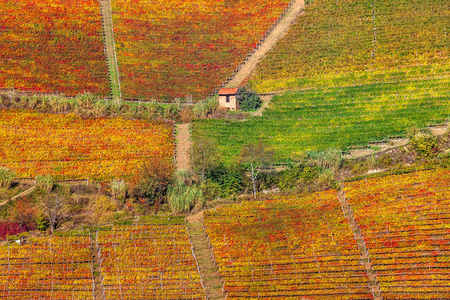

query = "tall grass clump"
[36, 175, 53, 193]
[167, 170, 204, 213]
[110, 179, 127, 203]
[0, 167, 15, 188]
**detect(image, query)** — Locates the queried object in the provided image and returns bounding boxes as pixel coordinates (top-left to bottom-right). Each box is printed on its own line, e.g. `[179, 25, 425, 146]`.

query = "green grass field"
[193, 0, 450, 163]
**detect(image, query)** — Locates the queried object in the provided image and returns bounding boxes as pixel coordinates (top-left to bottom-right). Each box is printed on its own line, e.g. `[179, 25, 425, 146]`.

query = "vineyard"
[0, 109, 174, 180]
[0, 0, 109, 96]
[96, 217, 207, 299]
[344, 169, 450, 298]
[193, 74, 450, 162]
[192, 0, 450, 162]
[0, 235, 93, 299]
[111, 0, 292, 100]
[250, 0, 449, 92]
[203, 167, 450, 298]
[203, 191, 372, 299]
[0, 169, 448, 298]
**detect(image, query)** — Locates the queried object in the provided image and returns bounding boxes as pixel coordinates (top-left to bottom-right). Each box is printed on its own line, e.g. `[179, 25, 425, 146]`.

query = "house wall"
[219, 95, 238, 110]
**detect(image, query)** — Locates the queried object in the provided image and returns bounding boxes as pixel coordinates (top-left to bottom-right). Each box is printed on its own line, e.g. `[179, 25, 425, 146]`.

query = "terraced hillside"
[193, 0, 450, 162]
[344, 169, 450, 298]
[203, 167, 450, 299]
[0, 0, 109, 96]
[111, 0, 292, 100]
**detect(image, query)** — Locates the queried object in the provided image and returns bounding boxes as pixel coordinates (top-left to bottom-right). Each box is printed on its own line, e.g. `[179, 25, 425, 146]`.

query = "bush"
[205, 164, 245, 197]
[0, 222, 28, 240]
[36, 215, 50, 232]
[130, 158, 175, 210]
[409, 132, 439, 158]
[236, 87, 262, 111]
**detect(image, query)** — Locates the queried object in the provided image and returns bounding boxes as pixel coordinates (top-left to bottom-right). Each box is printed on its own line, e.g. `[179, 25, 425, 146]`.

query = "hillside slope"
[193, 0, 450, 162]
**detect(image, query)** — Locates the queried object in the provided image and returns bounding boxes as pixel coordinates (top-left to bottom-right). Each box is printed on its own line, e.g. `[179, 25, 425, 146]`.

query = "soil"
[175, 123, 192, 171]
[188, 218, 224, 300]
[225, 0, 305, 89]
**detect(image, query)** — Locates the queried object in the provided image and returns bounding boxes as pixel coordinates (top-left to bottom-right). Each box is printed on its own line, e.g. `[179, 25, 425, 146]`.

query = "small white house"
[218, 88, 239, 110]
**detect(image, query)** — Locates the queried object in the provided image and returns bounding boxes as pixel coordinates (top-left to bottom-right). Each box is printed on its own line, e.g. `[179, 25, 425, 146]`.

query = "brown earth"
[175, 123, 192, 171]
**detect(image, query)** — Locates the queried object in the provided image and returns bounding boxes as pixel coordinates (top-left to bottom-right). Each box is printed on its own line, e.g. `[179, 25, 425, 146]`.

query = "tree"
[239, 141, 274, 197]
[39, 193, 70, 234]
[8, 196, 37, 231]
[236, 87, 262, 111]
[190, 136, 220, 180]
[131, 158, 175, 210]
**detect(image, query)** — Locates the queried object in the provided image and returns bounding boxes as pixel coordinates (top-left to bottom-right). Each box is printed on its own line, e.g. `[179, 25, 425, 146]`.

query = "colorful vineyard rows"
[344, 168, 450, 298]
[203, 190, 373, 299]
[250, 0, 450, 93]
[0, 235, 94, 299]
[96, 217, 207, 300]
[0, 0, 109, 96]
[0, 109, 174, 180]
[111, 0, 292, 100]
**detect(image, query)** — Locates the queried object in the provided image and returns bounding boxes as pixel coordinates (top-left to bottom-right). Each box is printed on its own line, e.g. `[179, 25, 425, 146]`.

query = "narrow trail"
[337, 188, 383, 300]
[175, 123, 192, 171]
[99, 0, 121, 100]
[187, 213, 224, 300]
[0, 186, 36, 206]
[92, 242, 103, 300]
[225, 0, 305, 89]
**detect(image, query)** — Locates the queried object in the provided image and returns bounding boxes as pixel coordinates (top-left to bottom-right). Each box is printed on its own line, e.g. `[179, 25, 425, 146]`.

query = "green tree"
[190, 136, 220, 180]
[236, 87, 262, 111]
[239, 141, 274, 197]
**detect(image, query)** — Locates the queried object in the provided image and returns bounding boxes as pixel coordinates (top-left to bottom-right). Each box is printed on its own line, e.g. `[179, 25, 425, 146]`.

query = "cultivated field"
[97, 217, 207, 299]
[111, 0, 292, 100]
[193, 0, 450, 162]
[344, 169, 450, 298]
[203, 167, 450, 298]
[0, 109, 174, 180]
[0, 0, 109, 96]
[0, 235, 94, 299]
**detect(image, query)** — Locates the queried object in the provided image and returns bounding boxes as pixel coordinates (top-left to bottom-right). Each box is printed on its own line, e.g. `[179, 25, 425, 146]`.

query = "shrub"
[36, 215, 50, 232]
[236, 87, 262, 111]
[131, 158, 175, 209]
[0, 222, 28, 240]
[409, 132, 439, 158]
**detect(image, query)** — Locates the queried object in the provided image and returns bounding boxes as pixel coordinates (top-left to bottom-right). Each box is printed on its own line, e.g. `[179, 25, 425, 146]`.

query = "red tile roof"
[218, 88, 238, 95]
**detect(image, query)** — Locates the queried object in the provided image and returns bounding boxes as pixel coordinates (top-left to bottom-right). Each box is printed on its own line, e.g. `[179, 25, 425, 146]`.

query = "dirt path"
[91, 243, 103, 300]
[187, 213, 224, 300]
[337, 189, 383, 299]
[100, 0, 121, 100]
[0, 186, 36, 206]
[175, 123, 192, 171]
[225, 0, 305, 89]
